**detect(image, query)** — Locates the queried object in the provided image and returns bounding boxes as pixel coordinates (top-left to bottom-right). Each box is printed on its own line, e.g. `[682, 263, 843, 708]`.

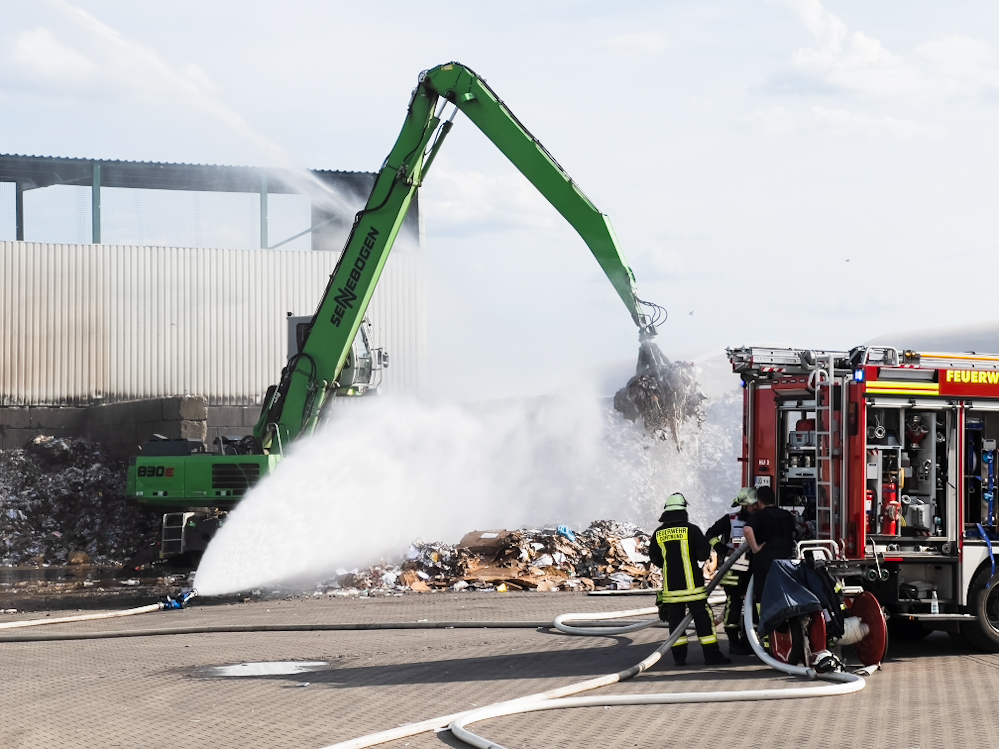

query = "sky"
[2, 0, 999, 400]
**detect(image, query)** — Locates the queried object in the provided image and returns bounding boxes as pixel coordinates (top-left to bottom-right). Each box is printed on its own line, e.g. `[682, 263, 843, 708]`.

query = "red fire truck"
[729, 345, 999, 651]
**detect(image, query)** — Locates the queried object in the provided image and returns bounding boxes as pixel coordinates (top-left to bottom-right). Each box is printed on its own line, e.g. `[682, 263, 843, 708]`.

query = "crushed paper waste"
[310, 520, 670, 596]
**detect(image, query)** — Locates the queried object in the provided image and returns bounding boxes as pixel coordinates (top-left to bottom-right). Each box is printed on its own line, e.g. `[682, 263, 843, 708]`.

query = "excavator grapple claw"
[614, 339, 705, 446]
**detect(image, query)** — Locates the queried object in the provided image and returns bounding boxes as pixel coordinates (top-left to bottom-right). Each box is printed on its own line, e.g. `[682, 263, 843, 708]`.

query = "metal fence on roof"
[0, 240, 425, 406]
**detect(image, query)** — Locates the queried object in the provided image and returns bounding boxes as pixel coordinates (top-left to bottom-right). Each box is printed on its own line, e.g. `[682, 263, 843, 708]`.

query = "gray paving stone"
[0, 592, 993, 749]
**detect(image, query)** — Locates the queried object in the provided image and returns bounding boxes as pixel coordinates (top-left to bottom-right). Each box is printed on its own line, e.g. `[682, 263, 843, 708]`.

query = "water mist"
[194, 382, 741, 596]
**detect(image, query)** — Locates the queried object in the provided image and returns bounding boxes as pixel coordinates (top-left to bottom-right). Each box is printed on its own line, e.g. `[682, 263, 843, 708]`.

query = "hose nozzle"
[162, 588, 198, 610]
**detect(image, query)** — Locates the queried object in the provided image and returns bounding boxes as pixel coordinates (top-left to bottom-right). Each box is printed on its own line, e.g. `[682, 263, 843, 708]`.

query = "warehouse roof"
[0, 153, 373, 194]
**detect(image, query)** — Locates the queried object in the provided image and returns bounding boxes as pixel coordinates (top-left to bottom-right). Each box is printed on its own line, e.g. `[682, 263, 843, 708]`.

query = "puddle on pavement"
[207, 661, 329, 677]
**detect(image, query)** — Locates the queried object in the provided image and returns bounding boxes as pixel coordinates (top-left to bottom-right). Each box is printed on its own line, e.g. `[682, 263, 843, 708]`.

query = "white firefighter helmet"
[663, 492, 688, 511]
[732, 486, 758, 507]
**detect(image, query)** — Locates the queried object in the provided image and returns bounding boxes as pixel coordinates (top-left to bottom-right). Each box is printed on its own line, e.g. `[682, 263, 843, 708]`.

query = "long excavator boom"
[255, 62, 654, 450]
[129, 62, 668, 528]
[424, 64, 648, 326]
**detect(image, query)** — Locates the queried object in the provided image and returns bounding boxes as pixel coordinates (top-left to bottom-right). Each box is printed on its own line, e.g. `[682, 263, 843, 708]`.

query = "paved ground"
[1, 591, 997, 749]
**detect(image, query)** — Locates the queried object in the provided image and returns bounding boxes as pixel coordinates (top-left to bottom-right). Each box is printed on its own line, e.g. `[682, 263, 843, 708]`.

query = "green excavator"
[127, 62, 696, 558]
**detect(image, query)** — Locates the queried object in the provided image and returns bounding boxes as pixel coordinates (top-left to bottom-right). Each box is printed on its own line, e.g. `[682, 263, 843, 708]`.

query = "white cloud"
[811, 106, 947, 138]
[8, 26, 97, 85]
[915, 36, 999, 97]
[604, 31, 667, 54]
[638, 247, 687, 281]
[746, 105, 798, 135]
[182, 62, 214, 92]
[748, 104, 948, 139]
[423, 168, 558, 235]
[781, 0, 846, 57]
[0, 1, 291, 166]
[768, 0, 999, 102]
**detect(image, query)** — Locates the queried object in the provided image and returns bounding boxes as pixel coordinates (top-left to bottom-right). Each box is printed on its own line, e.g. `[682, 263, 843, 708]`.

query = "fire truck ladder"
[812, 355, 837, 541]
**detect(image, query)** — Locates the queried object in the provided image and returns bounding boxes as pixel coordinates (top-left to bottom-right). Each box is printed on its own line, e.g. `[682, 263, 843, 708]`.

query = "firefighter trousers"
[659, 598, 720, 664]
[722, 570, 751, 636]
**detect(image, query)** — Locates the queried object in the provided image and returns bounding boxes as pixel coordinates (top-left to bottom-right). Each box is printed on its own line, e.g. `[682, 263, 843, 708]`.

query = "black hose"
[0, 619, 661, 643]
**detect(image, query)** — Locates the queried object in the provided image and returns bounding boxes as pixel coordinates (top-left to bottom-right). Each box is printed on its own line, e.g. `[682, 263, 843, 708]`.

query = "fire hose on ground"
[0, 589, 197, 634]
[0, 547, 873, 749]
[323, 545, 871, 749]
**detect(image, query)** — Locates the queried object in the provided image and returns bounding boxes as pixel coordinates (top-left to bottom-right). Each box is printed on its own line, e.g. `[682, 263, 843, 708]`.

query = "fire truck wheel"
[960, 566, 999, 653]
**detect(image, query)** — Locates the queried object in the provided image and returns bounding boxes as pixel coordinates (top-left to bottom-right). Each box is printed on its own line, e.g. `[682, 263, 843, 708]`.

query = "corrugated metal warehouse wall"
[0, 241, 425, 406]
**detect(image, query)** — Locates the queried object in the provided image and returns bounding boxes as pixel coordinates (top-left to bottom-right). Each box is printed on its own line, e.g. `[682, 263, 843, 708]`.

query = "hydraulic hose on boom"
[254, 62, 657, 451]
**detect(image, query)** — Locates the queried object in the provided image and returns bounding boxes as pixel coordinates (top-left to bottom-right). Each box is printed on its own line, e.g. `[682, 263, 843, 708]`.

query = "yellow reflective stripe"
[865, 386, 939, 396]
[671, 587, 707, 599]
[866, 380, 939, 391]
[673, 637, 689, 647]
[700, 634, 718, 645]
[721, 572, 739, 586]
[660, 593, 707, 602]
[923, 352, 999, 362]
[656, 532, 670, 602]
[681, 537, 694, 590]
[659, 587, 707, 603]
[657, 527, 702, 603]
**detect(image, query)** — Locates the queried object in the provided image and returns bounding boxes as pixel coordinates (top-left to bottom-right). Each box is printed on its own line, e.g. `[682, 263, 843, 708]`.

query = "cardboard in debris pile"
[457, 530, 512, 562]
[323, 520, 667, 595]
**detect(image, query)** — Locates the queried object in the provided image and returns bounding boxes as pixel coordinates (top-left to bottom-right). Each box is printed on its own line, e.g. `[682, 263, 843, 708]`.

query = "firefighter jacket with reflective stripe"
[705, 509, 752, 585]
[649, 511, 710, 604]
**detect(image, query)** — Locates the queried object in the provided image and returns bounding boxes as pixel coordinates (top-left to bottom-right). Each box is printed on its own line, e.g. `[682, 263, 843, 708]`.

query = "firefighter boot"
[727, 629, 753, 656]
[672, 643, 688, 667]
[703, 642, 732, 666]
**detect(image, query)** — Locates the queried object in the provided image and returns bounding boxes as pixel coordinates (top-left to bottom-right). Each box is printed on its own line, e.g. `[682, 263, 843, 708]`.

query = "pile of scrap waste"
[613, 338, 705, 445]
[0, 436, 159, 567]
[326, 520, 665, 595]
[321, 342, 714, 597]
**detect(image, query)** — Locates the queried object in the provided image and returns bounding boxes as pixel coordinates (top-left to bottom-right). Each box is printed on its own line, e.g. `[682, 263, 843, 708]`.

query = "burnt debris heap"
[0, 437, 158, 567]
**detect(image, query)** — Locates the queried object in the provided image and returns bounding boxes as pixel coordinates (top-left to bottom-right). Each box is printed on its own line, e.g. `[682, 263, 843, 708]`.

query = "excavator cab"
[287, 315, 386, 397]
[338, 319, 387, 395]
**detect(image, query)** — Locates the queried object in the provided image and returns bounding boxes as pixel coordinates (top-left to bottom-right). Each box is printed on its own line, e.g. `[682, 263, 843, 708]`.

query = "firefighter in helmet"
[704, 486, 758, 656]
[649, 492, 732, 666]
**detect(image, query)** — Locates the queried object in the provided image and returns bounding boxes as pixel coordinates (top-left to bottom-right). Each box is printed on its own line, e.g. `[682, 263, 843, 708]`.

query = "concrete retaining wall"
[0, 398, 264, 455]
[205, 405, 260, 443]
[0, 406, 85, 450]
[87, 396, 208, 454]
[0, 396, 214, 455]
